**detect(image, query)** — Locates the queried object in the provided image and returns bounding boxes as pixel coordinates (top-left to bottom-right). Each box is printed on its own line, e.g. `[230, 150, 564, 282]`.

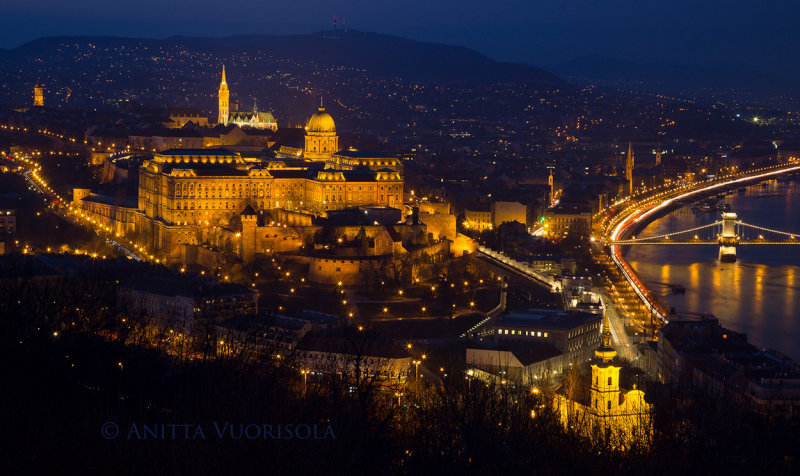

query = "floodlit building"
[491, 201, 528, 227]
[555, 313, 652, 449]
[543, 204, 592, 239]
[33, 86, 44, 107]
[217, 66, 277, 131]
[73, 105, 405, 265]
[464, 206, 492, 232]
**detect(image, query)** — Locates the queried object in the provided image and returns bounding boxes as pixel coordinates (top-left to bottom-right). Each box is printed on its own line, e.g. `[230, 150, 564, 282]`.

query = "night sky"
[2, 0, 799, 69]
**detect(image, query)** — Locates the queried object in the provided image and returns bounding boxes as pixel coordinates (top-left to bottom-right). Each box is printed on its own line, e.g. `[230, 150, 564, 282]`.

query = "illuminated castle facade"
[74, 103, 404, 266]
[229, 100, 277, 131]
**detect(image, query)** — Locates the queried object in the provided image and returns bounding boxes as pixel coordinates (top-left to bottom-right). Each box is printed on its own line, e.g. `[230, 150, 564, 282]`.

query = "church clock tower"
[218, 65, 229, 125]
[591, 312, 621, 415]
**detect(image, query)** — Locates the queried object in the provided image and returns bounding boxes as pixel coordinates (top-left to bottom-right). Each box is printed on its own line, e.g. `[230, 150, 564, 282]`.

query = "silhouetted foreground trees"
[1, 268, 799, 475]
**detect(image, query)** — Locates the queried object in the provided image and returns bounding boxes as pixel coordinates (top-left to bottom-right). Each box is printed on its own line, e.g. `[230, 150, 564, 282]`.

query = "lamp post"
[412, 360, 421, 379]
[301, 369, 309, 396]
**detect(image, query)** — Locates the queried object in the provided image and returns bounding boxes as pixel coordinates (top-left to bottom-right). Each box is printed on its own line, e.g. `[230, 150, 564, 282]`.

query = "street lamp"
[301, 369, 309, 395]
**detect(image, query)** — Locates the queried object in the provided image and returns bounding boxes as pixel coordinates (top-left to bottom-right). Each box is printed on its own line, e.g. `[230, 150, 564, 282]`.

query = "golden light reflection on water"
[753, 264, 765, 325]
[787, 267, 796, 318]
[688, 263, 701, 310]
[624, 179, 800, 361]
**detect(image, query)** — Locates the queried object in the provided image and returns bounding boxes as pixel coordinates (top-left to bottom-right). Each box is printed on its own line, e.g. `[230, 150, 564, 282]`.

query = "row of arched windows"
[173, 182, 271, 199]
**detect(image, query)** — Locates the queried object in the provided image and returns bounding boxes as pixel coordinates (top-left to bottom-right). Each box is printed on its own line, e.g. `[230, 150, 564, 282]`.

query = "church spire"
[595, 311, 617, 363]
[218, 65, 230, 125]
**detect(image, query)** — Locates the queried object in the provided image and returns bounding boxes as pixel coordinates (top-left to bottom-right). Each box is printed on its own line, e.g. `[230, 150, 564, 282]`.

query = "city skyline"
[2, 4, 800, 474]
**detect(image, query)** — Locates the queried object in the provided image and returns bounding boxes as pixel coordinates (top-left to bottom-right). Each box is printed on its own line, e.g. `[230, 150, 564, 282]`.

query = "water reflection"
[627, 179, 800, 362]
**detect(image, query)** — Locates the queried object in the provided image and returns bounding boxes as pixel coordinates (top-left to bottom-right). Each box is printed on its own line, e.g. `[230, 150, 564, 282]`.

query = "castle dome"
[306, 106, 336, 133]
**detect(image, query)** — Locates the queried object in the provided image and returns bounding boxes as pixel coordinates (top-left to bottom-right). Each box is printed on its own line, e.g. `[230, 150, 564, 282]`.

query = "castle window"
[608, 377, 612, 386]
[607, 401, 611, 410]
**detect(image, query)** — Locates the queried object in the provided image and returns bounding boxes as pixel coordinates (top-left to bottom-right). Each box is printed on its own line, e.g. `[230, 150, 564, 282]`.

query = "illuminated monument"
[74, 102, 404, 265]
[217, 66, 277, 131]
[229, 100, 277, 131]
[555, 312, 652, 449]
[33, 86, 44, 107]
[303, 101, 339, 160]
[218, 66, 229, 125]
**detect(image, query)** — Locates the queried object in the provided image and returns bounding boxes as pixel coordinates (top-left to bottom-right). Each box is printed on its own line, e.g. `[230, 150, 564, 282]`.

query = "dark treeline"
[1, 260, 798, 475]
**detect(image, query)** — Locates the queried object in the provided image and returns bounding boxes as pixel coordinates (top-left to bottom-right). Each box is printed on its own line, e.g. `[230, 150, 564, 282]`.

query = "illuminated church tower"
[591, 313, 621, 415]
[626, 142, 634, 196]
[218, 65, 229, 125]
[555, 310, 652, 448]
[304, 100, 339, 161]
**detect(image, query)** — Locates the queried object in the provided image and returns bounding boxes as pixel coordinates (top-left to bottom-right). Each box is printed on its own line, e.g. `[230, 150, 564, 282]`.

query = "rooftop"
[495, 308, 601, 330]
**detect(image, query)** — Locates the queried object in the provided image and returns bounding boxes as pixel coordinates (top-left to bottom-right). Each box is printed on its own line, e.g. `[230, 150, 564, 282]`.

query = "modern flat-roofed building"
[487, 309, 602, 364]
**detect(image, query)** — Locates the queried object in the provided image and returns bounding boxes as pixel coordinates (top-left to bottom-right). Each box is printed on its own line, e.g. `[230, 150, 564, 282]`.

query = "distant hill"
[552, 54, 800, 107]
[10, 30, 564, 86]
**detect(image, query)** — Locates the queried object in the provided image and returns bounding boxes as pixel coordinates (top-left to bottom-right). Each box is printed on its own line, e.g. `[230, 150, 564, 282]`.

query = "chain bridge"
[609, 212, 800, 262]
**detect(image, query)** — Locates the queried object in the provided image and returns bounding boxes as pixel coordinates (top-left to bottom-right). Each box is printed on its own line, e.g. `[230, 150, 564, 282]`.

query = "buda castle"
[72, 66, 407, 266]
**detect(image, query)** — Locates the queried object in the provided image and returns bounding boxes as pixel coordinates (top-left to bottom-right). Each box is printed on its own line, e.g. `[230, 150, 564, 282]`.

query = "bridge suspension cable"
[735, 221, 799, 238]
[613, 221, 721, 243]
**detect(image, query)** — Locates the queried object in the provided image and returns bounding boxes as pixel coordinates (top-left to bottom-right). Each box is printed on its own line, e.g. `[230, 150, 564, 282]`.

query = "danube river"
[626, 178, 800, 362]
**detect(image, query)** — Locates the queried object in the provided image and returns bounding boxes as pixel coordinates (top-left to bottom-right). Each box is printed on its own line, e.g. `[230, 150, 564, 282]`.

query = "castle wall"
[416, 202, 450, 215]
[255, 225, 317, 254]
[307, 256, 382, 286]
[418, 213, 456, 240]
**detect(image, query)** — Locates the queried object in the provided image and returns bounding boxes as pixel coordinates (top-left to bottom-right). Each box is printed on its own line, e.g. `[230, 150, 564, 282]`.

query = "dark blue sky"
[2, 0, 799, 69]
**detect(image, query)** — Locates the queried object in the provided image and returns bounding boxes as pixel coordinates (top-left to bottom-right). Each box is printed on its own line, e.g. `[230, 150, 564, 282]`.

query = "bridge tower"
[719, 212, 739, 262]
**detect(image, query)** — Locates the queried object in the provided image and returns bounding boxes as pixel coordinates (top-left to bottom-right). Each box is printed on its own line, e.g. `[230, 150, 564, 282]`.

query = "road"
[597, 291, 636, 361]
[603, 164, 800, 324]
